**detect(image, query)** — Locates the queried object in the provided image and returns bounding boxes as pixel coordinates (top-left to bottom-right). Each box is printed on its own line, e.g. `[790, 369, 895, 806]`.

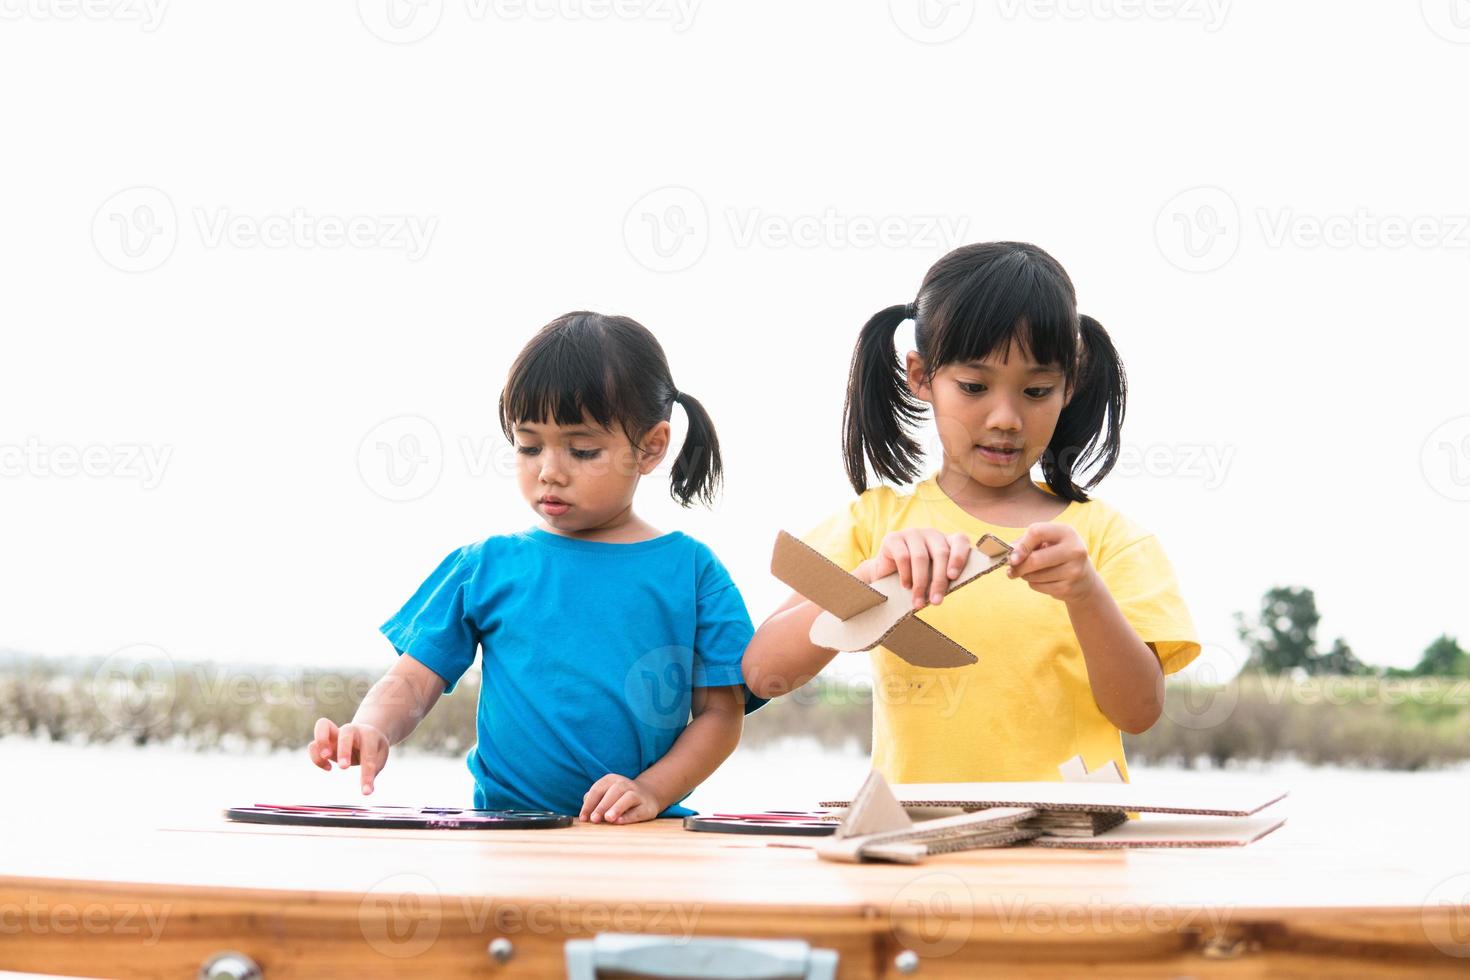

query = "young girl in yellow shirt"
[743, 241, 1200, 784]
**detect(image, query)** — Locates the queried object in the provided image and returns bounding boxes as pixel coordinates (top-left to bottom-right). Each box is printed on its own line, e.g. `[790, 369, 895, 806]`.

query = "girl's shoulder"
[1059, 492, 1163, 567]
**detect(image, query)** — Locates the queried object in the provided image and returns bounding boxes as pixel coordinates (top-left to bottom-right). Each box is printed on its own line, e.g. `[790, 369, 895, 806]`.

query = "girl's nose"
[985, 398, 1023, 432]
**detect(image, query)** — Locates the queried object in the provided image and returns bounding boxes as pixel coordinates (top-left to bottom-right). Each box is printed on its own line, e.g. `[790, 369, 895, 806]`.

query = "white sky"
[2, 2, 1468, 684]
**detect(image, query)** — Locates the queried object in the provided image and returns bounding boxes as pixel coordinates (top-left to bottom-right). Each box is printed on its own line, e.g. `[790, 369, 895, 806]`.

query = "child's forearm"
[742, 599, 840, 699]
[1065, 580, 1164, 734]
[634, 688, 744, 810]
[350, 654, 445, 746]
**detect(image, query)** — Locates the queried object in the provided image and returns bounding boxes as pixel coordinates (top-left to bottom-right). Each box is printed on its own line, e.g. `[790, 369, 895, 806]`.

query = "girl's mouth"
[976, 445, 1022, 465]
[540, 498, 571, 516]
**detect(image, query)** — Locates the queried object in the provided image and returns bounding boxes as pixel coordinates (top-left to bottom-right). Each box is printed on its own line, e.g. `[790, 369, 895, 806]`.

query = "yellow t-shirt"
[801, 473, 1200, 786]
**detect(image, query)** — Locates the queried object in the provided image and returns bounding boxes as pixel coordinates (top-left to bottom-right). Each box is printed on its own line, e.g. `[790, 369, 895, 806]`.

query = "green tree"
[1316, 637, 1367, 676]
[1235, 586, 1321, 674]
[1234, 586, 1370, 676]
[1413, 634, 1469, 677]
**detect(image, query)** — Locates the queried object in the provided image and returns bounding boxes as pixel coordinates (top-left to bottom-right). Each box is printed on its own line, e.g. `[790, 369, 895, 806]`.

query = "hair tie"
[904, 302, 917, 320]
[671, 386, 681, 402]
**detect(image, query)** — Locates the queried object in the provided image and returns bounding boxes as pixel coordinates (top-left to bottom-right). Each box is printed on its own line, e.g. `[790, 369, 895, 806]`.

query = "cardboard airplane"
[770, 530, 1013, 668]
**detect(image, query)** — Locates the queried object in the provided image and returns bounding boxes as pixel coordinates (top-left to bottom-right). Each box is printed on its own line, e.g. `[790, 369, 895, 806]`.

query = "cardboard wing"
[770, 530, 1013, 668]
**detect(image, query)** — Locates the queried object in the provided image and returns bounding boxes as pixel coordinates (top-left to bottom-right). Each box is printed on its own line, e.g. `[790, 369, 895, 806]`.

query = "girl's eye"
[957, 382, 985, 395]
[1025, 387, 1055, 399]
[570, 449, 601, 460]
[516, 445, 541, 456]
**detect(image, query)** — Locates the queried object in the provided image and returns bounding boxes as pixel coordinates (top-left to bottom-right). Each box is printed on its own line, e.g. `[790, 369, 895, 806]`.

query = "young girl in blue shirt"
[309, 312, 760, 824]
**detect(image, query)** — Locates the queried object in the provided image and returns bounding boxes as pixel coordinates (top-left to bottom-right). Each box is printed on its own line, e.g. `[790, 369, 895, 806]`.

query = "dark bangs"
[917, 242, 1080, 382]
[498, 312, 651, 446]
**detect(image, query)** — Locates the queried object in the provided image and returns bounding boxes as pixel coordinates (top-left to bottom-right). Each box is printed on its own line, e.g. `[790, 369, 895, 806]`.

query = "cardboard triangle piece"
[1057, 755, 1124, 784]
[833, 770, 912, 839]
[771, 530, 1012, 668]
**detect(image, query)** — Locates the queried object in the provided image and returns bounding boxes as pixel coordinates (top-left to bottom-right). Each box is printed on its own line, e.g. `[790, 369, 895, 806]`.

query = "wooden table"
[1, 804, 1466, 979]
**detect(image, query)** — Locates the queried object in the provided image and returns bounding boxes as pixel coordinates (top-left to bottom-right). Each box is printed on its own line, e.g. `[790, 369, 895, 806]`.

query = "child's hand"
[1006, 523, 1101, 604]
[856, 529, 975, 609]
[579, 774, 662, 824]
[308, 717, 389, 795]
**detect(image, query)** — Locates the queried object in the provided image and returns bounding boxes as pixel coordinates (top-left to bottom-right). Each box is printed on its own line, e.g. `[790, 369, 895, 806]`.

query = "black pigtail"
[842, 303, 926, 494]
[1041, 314, 1127, 501]
[669, 390, 723, 508]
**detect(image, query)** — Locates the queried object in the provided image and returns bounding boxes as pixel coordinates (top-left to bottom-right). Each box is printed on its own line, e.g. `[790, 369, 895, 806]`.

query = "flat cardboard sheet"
[1034, 814, 1287, 849]
[819, 781, 1288, 817]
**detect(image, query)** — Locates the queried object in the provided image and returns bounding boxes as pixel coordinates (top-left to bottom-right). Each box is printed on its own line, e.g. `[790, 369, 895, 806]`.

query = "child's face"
[512, 415, 670, 533]
[906, 342, 1071, 488]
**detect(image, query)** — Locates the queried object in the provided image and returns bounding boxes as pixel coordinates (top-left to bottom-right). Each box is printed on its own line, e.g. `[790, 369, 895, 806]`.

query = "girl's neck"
[934, 460, 1068, 524]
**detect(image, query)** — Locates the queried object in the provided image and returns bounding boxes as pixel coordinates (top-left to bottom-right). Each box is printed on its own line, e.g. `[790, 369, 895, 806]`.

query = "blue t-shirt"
[380, 528, 763, 818]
